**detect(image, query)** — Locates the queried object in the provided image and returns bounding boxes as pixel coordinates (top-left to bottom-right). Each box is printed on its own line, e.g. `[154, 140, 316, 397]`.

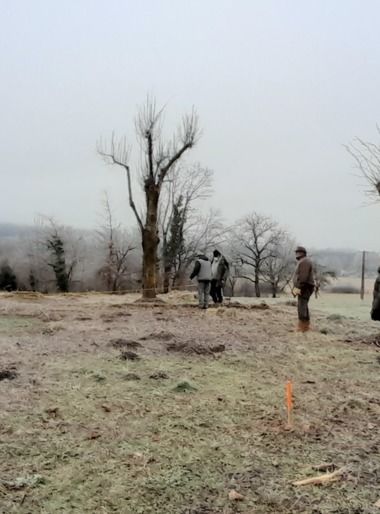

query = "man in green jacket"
[293, 246, 315, 332]
[371, 267, 380, 321]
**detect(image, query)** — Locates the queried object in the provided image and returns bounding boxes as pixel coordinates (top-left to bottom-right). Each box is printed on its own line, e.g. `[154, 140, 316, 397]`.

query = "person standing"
[293, 246, 315, 332]
[371, 267, 380, 321]
[210, 250, 229, 304]
[190, 253, 212, 309]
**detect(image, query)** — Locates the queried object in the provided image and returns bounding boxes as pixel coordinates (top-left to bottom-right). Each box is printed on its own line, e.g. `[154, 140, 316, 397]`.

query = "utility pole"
[360, 250, 366, 300]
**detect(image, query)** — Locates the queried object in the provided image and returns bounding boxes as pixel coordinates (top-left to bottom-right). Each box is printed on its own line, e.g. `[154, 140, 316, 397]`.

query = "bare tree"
[175, 209, 226, 285]
[97, 194, 136, 292]
[225, 257, 243, 297]
[160, 164, 213, 292]
[261, 234, 295, 297]
[98, 98, 200, 298]
[235, 212, 281, 297]
[346, 128, 380, 201]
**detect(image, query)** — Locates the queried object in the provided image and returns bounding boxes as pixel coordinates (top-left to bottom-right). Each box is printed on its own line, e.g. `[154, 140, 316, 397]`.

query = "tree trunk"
[161, 236, 171, 294]
[163, 265, 171, 293]
[142, 182, 160, 299]
[255, 270, 261, 297]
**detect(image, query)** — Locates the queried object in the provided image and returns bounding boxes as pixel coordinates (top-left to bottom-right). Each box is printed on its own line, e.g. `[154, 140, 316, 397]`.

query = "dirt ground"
[0, 292, 379, 514]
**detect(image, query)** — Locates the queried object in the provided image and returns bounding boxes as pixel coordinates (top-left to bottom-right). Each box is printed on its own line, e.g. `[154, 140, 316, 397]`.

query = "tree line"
[7, 96, 380, 297]
[0, 204, 339, 297]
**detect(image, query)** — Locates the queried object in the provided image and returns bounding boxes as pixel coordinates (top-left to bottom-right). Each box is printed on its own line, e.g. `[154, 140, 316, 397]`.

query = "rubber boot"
[297, 320, 310, 333]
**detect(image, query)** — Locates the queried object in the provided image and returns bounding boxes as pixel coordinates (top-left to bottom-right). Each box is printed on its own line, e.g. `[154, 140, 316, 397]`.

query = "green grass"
[310, 293, 373, 321]
[0, 315, 42, 335]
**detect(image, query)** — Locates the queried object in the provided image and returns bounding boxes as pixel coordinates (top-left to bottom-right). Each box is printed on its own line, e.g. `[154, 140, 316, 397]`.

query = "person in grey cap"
[190, 253, 212, 309]
[293, 246, 315, 332]
[371, 266, 380, 321]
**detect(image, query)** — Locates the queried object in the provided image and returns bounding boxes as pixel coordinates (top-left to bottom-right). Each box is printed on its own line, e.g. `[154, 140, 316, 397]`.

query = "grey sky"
[1, 0, 379, 250]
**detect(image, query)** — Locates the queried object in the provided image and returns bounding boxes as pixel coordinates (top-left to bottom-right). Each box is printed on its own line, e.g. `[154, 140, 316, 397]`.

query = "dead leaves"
[86, 430, 101, 440]
[120, 351, 141, 361]
[228, 489, 244, 501]
[44, 407, 60, 418]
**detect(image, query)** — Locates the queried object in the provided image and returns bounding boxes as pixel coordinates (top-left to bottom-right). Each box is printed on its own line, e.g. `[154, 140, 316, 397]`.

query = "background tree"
[175, 209, 226, 286]
[0, 261, 17, 291]
[346, 128, 380, 201]
[98, 98, 200, 299]
[235, 212, 282, 297]
[43, 219, 80, 293]
[46, 231, 73, 292]
[160, 164, 213, 292]
[97, 195, 136, 292]
[314, 264, 337, 297]
[261, 234, 295, 297]
[162, 196, 186, 292]
[225, 257, 243, 297]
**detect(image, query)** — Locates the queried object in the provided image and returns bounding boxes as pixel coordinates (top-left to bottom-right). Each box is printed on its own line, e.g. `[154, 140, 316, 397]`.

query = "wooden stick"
[293, 467, 346, 486]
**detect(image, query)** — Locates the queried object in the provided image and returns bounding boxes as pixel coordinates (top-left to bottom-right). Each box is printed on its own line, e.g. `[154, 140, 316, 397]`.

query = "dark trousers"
[297, 285, 314, 321]
[211, 279, 223, 304]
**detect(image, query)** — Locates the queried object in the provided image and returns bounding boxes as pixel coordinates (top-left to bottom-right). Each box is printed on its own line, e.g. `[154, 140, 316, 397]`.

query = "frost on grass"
[0, 292, 379, 514]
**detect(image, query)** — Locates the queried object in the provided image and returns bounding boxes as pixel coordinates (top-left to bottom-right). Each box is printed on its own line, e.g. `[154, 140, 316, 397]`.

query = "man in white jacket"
[190, 254, 212, 309]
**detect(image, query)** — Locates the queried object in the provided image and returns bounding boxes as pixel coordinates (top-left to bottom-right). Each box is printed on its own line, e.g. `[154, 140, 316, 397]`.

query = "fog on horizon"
[1, 0, 380, 251]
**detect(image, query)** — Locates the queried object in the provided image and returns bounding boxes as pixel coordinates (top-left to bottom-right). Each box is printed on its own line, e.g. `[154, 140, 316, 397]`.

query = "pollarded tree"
[98, 98, 200, 299]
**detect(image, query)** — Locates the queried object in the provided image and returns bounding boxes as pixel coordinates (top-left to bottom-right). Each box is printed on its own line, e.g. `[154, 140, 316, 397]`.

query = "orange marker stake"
[286, 380, 293, 428]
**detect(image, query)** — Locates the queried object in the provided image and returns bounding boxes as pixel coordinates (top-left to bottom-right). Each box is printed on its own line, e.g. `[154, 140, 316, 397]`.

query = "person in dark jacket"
[293, 246, 315, 332]
[371, 267, 380, 321]
[210, 250, 229, 304]
[190, 254, 212, 309]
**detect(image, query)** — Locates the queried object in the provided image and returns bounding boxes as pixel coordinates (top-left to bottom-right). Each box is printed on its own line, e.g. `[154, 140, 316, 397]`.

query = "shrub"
[330, 286, 359, 294]
[0, 261, 17, 291]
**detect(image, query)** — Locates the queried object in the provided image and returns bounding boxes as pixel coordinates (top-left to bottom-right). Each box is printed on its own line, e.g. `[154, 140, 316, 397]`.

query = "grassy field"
[310, 293, 373, 321]
[0, 292, 379, 513]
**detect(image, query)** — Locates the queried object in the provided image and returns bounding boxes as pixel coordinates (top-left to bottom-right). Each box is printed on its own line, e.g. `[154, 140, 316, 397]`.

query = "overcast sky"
[1, 0, 380, 250]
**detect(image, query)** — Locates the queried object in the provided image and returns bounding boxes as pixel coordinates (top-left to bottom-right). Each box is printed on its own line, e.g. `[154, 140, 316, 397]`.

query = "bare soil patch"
[166, 341, 226, 355]
[0, 369, 17, 381]
[109, 338, 143, 349]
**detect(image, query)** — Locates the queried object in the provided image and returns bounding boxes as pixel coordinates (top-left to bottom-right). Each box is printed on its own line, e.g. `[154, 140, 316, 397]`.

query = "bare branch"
[158, 110, 200, 185]
[346, 129, 380, 200]
[97, 134, 144, 233]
